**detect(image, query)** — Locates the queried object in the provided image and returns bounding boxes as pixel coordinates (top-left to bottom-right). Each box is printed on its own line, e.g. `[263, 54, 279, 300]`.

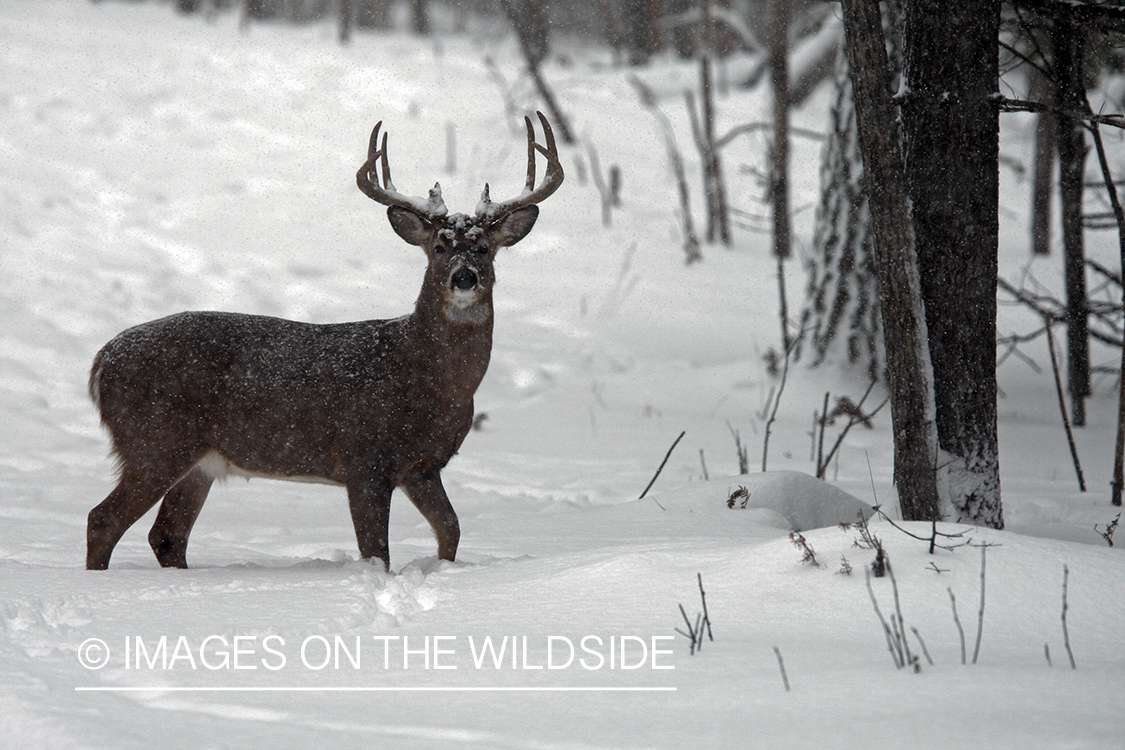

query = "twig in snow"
[772, 646, 790, 692]
[816, 380, 887, 480]
[866, 567, 901, 669]
[887, 561, 919, 672]
[972, 545, 987, 664]
[639, 431, 686, 506]
[870, 505, 973, 552]
[948, 587, 966, 665]
[675, 574, 712, 654]
[789, 532, 819, 566]
[911, 627, 933, 666]
[1044, 642, 1053, 667]
[1095, 513, 1119, 547]
[1062, 564, 1076, 669]
[761, 338, 796, 472]
[697, 573, 713, 642]
[727, 422, 749, 475]
[675, 604, 702, 655]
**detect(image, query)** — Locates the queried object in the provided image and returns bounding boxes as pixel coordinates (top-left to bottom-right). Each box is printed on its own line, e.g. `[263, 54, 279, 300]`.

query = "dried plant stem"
[676, 603, 702, 655]
[1062, 564, 1076, 669]
[972, 545, 987, 664]
[639, 431, 686, 505]
[911, 627, 933, 666]
[761, 340, 794, 472]
[887, 562, 917, 670]
[772, 646, 790, 692]
[866, 568, 901, 668]
[698, 573, 713, 642]
[948, 587, 966, 665]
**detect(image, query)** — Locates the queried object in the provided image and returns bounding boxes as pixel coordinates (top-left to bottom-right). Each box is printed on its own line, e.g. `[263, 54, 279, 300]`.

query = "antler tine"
[537, 110, 558, 162]
[379, 131, 394, 192]
[523, 115, 536, 194]
[367, 121, 383, 161]
[476, 110, 564, 219]
[355, 120, 443, 215]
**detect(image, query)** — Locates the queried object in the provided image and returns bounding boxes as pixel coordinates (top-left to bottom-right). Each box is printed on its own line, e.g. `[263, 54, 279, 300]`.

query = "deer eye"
[476, 245, 490, 255]
[433, 244, 448, 255]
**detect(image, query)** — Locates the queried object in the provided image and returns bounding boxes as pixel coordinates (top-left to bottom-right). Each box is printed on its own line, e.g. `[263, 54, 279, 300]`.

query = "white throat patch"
[444, 298, 490, 324]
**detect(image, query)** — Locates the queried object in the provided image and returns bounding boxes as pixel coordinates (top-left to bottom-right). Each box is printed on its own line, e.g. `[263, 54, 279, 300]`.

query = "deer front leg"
[402, 470, 460, 562]
[346, 470, 394, 570]
[149, 467, 214, 569]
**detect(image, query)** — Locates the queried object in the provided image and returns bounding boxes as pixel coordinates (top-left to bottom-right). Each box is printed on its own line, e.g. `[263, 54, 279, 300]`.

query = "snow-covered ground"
[1, 1, 1123, 747]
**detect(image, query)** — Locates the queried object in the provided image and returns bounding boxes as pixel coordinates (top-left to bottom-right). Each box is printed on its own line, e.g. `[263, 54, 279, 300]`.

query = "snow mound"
[724, 470, 874, 531]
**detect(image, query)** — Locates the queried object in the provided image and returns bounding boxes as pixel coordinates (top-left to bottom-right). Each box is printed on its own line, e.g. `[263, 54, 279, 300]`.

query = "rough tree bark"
[1054, 20, 1090, 427]
[902, 0, 1003, 528]
[840, 0, 941, 522]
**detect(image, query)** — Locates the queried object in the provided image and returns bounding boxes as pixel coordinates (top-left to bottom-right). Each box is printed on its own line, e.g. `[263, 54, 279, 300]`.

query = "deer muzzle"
[451, 266, 478, 291]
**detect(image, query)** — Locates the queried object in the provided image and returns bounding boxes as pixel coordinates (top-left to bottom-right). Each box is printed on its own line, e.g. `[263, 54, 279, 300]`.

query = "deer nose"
[451, 267, 478, 290]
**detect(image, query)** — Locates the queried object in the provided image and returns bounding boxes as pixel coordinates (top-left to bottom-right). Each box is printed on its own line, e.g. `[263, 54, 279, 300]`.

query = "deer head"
[356, 112, 563, 325]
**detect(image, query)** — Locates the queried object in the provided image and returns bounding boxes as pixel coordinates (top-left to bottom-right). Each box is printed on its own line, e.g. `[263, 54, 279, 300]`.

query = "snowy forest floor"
[1, 2, 1123, 748]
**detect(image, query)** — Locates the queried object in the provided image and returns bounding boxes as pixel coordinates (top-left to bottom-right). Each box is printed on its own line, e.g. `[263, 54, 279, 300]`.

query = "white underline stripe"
[75, 685, 676, 692]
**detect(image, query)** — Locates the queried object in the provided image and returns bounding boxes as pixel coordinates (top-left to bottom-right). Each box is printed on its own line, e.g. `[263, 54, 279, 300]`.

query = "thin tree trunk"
[339, 0, 352, 44]
[902, 0, 1002, 528]
[768, 0, 791, 261]
[1055, 22, 1089, 427]
[699, 0, 729, 244]
[840, 0, 941, 522]
[1031, 71, 1055, 257]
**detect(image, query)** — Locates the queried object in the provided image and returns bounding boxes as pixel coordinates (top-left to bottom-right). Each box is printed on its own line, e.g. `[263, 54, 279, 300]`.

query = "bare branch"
[995, 95, 1125, 129]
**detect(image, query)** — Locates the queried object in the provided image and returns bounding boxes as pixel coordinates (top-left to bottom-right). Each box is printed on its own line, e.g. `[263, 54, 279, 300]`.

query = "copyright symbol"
[78, 638, 110, 670]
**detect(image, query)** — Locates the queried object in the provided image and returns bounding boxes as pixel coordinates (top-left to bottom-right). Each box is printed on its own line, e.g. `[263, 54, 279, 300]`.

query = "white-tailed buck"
[86, 113, 563, 570]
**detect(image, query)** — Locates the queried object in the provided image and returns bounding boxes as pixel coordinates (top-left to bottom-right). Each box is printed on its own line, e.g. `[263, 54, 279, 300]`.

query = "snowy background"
[1, 1, 1123, 747]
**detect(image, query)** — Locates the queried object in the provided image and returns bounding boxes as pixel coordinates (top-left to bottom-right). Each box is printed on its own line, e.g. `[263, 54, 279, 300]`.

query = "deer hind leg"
[87, 454, 200, 570]
[402, 471, 460, 563]
[148, 466, 214, 569]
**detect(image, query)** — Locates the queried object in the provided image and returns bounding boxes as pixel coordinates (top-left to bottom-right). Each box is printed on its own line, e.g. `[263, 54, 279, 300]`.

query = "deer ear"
[387, 205, 434, 246]
[488, 205, 540, 248]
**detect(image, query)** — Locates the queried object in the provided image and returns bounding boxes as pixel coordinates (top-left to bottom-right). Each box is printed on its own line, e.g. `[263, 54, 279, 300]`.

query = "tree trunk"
[339, 0, 351, 44]
[1030, 70, 1055, 257]
[411, 0, 429, 34]
[839, 0, 942, 523]
[623, 0, 661, 65]
[698, 0, 729, 245]
[499, 0, 551, 67]
[1055, 21, 1089, 427]
[902, 0, 1003, 528]
[767, 0, 791, 261]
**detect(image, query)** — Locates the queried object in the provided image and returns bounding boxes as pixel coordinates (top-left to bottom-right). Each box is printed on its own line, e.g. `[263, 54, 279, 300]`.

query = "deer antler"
[356, 121, 448, 218]
[476, 111, 564, 221]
